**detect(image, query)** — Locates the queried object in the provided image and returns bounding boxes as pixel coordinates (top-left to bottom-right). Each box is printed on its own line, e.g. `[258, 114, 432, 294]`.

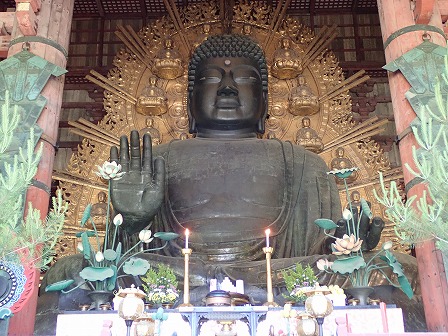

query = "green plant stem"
[117, 241, 169, 272]
[349, 268, 367, 287]
[112, 221, 119, 249]
[104, 182, 111, 251]
[88, 217, 101, 252]
[61, 280, 94, 294]
[343, 178, 353, 236]
[365, 249, 385, 268]
[323, 229, 338, 240]
[374, 268, 401, 288]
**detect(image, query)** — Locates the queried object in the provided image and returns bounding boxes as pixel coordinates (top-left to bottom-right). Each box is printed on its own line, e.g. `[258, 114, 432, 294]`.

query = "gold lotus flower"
[332, 234, 363, 255]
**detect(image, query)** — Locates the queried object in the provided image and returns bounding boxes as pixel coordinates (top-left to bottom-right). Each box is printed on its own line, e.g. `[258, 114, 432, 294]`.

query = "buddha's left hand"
[334, 205, 385, 251]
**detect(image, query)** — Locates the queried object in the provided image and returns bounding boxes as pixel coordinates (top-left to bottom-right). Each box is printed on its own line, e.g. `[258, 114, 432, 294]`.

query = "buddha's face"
[97, 192, 106, 203]
[302, 117, 310, 127]
[189, 56, 266, 132]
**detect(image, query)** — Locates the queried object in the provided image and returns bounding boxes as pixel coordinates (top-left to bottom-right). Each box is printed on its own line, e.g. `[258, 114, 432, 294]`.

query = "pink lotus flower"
[332, 234, 363, 255]
[316, 258, 334, 271]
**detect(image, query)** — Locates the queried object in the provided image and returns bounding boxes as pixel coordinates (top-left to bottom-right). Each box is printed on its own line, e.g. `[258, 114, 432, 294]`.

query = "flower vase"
[345, 286, 374, 306]
[87, 290, 114, 310]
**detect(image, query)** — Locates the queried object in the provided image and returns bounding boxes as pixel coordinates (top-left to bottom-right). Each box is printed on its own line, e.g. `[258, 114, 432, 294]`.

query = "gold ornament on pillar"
[152, 38, 184, 80]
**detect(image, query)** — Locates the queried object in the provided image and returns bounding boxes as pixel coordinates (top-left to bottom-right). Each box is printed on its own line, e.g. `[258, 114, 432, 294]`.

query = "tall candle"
[265, 229, 270, 248]
[185, 228, 189, 249]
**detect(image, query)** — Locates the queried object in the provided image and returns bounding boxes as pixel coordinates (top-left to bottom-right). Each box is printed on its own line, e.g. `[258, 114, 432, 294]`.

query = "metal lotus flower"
[327, 167, 358, 179]
[96, 161, 125, 180]
[332, 234, 363, 255]
[139, 229, 154, 244]
[113, 214, 123, 226]
[316, 258, 334, 271]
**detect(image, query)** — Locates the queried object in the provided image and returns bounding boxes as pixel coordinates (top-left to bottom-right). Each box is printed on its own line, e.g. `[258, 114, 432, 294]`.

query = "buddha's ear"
[257, 91, 268, 134]
[187, 93, 197, 134]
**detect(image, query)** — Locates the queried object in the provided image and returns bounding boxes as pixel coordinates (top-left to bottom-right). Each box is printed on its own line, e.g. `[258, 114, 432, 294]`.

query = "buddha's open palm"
[110, 131, 165, 235]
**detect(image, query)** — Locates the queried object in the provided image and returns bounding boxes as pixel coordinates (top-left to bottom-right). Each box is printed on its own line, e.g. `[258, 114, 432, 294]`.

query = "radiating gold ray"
[85, 70, 137, 104]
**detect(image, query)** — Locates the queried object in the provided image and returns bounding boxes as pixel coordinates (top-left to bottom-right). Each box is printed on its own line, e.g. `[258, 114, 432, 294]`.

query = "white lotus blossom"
[96, 161, 125, 180]
[95, 251, 105, 262]
[382, 241, 393, 250]
[113, 214, 123, 226]
[139, 229, 153, 244]
[342, 208, 352, 221]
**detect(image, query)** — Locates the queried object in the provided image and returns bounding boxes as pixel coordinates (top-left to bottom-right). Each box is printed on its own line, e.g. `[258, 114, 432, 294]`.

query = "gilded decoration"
[55, 1, 403, 258]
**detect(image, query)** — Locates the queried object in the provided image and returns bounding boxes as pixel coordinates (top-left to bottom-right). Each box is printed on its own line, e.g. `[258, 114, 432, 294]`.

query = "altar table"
[55, 305, 405, 336]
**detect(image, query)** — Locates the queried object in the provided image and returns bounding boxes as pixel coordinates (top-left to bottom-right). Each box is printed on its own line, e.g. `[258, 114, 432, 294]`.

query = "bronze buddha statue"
[36, 35, 423, 335]
[110, 35, 341, 262]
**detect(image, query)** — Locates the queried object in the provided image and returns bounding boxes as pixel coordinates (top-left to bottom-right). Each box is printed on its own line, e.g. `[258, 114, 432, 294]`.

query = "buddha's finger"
[119, 135, 130, 172]
[142, 133, 153, 175]
[130, 130, 142, 171]
[110, 146, 119, 163]
[153, 157, 166, 189]
[364, 218, 385, 251]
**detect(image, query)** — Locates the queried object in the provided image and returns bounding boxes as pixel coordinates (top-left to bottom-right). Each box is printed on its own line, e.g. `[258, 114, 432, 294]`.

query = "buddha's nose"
[217, 75, 238, 96]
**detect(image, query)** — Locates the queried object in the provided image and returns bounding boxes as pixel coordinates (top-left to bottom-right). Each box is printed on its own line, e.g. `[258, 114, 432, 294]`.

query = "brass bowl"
[205, 290, 231, 306]
[230, 292, 250, 306]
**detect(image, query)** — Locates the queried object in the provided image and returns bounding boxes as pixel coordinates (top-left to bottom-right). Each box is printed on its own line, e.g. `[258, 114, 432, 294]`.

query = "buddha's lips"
[215, 97, 241, 108]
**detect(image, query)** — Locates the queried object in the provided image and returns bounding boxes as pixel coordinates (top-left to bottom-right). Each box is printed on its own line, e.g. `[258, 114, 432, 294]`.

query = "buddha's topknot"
[188, 35, 268, 93]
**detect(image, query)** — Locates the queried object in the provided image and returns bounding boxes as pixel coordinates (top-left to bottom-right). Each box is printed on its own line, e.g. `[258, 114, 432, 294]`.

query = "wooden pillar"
[377, 0, 448, 331]
[6, 0, 74, 335]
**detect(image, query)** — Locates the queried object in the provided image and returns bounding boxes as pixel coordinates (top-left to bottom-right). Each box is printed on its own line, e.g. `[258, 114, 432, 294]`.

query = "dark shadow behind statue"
[35, 35, 425, 334]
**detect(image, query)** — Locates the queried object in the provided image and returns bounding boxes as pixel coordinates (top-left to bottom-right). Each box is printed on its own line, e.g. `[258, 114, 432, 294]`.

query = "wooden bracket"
[16, 2, 38, 36]
[414, 0, 436, 24]
[15, 0, 41, 13]
[0, 35, 11, 58]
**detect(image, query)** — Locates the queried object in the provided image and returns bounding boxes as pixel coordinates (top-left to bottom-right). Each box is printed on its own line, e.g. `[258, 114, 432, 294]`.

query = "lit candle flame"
[265, 229, 270, 248]
[185, 228, 190, 249]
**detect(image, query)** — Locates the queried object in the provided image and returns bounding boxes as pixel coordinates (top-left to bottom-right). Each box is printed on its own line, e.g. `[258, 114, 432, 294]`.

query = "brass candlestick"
[263, 247, 278, 307]
[179, 248, 193, 307]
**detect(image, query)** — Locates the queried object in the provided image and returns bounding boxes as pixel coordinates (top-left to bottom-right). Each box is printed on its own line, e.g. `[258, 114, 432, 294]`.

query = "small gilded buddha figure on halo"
[295, 117, 324, 153]
[330, 146, 358, 184]
[136, 76, 168, 116]
[289, 74, 320, 116]
[89, 191, 109, 231]
[139, 117, 162, 145]
[152, 38, 183, 79]
[271, 37, 302, 80]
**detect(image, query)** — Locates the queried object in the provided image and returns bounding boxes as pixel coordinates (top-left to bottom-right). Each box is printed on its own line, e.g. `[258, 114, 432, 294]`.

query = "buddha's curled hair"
[188, 35, 268, 93]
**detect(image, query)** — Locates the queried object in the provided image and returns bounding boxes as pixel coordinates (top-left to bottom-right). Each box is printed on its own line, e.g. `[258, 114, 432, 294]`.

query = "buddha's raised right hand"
[110, 130, 165, 235]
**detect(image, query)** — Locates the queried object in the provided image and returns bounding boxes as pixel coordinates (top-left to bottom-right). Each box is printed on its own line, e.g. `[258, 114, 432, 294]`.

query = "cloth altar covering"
[55, 305, 405, 336]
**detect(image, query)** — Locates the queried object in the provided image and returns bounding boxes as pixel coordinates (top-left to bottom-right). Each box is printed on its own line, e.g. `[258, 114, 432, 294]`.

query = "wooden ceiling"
[1, 0, 379, 19]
